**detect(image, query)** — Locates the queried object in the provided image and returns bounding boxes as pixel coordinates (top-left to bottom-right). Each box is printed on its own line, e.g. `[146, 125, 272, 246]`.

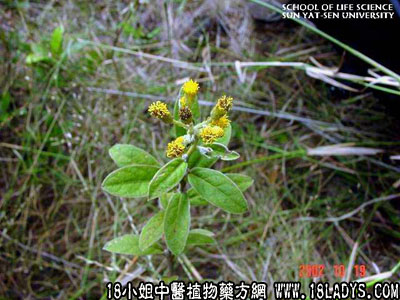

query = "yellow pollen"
[216, 95, 233, 112]
[182, 79, 199, 97]
[199, 126, 224, 144]
[175, 136, 185, 144]
[148, 101, 170, 119]
[211, 115, 230, 129]
[166, 137, 185, 158]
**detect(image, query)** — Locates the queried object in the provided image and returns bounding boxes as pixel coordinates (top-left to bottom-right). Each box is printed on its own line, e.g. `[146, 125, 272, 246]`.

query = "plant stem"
[173, 120, 189, 129]
[167, 250, 175, 276]
[186, 140, 199, 158]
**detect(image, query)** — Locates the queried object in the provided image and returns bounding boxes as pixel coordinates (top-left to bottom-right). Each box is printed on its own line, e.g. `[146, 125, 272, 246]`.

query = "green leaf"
[187, 188, 208, 206]
[148, 158, 187, 200]
[188, 168, 248, 214]
[187, 173, 252, 206]
[160, 192, 174, 209]
[102, 165, 159, 198]
[226, 173, 254, 191]
[222, 151, 240, 160]
[173, 91, 186, 138]
[189, 95, 200, 121]
[103, 234, 162, 255]
[200, 143, 240, 161]
[186, 229, 215, 246]
[139, 211, 165, 251]
[26, 43, 49, 64]
[164, 193, 190, 255]
[109, 144, 160, 167]
[188, 124, 232, 168]
[215, 123, 232, 146]
[50, 25, 64, 57]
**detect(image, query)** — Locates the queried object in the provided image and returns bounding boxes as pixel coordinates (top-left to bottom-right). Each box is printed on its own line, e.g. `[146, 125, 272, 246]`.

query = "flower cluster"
[217, 95, 233, 112]
[211, 115, 230, 129]
[199, 126, 224, 144]
[166, 136, 185, 158]
[148, 79, 234, 158]
[211, 95, 233, 120]
[148, 101, 172, 123]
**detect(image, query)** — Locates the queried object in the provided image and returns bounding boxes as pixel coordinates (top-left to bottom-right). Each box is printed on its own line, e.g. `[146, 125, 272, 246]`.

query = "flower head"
[166, 137, 185, 158]
[216, 95, 233, 112]
[199, 126, 224, 144]
[211, 95, 234, 120]
[211, 115, 230, 129]
[148, 101, 172, 123]
[183, 79, 199, 98]
[148, 101, 170, 118]
[179, 106, 193, 124]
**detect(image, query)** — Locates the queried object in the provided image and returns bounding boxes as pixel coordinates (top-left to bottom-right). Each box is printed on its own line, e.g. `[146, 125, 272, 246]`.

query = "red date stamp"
[299, 264, 366, 278]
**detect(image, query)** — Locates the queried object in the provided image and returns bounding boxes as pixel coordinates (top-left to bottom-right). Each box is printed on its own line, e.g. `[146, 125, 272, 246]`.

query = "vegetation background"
[1, 0, 399, 298]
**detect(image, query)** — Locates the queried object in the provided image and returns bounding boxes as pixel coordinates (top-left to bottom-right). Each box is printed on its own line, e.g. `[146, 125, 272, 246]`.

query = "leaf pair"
[102, 144, 161, 198]
[148, 159, 187, 199]
[139, 193, 214, 255]
[26, 25, 64, 64]
[105, 194, 214, 256]
[136, 193, 194, 255]
[102, 143, 253, 257]
[103, 144, 188, 200]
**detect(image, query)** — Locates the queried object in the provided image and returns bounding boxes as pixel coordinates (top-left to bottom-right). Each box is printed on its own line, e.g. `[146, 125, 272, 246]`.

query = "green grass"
[1, 0, 399, 298]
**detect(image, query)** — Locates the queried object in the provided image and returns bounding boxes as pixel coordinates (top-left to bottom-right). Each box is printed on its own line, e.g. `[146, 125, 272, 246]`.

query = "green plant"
[26, 25, 64, 65]
[101, 79, 253, 257]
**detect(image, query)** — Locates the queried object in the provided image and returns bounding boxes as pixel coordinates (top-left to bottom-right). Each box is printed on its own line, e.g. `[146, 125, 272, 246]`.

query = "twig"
[296, 193, 400, 222]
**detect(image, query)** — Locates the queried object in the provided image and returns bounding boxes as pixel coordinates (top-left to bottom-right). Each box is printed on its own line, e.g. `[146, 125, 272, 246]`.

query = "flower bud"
[148, 101, 173, 124]
[179, 106, 193, 124]
[211, 95, 233, 120]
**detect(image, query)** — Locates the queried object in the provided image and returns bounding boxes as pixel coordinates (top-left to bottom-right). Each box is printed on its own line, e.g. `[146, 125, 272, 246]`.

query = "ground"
[1, 0, 399, 298]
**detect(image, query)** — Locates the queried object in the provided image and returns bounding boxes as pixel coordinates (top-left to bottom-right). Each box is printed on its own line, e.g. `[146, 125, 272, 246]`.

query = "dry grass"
[1, 0, 399, 298]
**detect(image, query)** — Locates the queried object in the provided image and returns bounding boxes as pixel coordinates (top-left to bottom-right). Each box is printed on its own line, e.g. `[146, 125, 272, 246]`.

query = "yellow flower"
[175, 136, 185, 144]
[182, 79, 199, 98]
[211, 95, 234, 120]
[179, 96, 187, 107]
[166, 137, 185, 158]
[216, 95, 233, 112]
[148, 101, 172, 123]
[211, 115, 230, 129]
[199, 126, 224, 144]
